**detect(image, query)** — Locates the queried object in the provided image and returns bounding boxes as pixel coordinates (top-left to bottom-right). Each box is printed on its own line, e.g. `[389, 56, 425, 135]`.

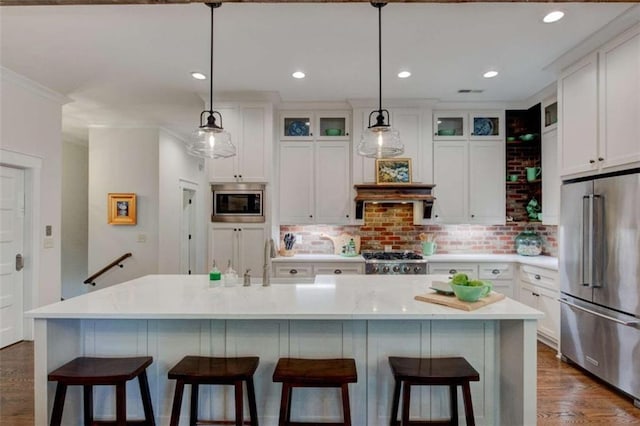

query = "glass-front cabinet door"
[469, 111, 503, 139]
[317, 111, 350, 140]
[281, 112, 314, 140]
[542, 98, 558, 132]
[433, 112, 466, 140]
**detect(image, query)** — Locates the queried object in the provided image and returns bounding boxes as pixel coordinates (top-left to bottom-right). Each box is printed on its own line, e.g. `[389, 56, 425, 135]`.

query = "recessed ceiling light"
[191, 72, 206, 80]
[398, 71, 411, 79]
[292, 71, 306, 79]
[483, 70, 499, 79]
[543, 11, 565, 23]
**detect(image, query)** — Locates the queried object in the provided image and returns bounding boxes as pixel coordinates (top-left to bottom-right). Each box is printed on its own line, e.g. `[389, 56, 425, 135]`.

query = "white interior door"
[0, 166, 25, 348]
[180, 188, 196, 274]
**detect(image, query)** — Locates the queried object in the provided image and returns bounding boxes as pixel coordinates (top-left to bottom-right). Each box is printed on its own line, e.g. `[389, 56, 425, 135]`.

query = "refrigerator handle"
[592, 194, 604, 288]
[582, 195, 593, 287]
[560, 298, 639, 328]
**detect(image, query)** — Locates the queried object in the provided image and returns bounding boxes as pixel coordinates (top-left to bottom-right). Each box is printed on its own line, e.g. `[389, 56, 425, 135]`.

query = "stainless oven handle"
[559, 298, 639, 328]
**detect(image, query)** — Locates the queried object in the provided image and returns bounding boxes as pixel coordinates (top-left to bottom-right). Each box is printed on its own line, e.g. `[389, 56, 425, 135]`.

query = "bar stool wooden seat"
[388, 356, 479, 426]
[47, 356, 155, 426]
[167, 356, 259, 426]
[272, 358, 357, 426]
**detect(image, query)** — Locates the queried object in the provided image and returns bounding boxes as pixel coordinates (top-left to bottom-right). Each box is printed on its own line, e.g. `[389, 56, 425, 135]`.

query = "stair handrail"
[83, 252, 132, 286]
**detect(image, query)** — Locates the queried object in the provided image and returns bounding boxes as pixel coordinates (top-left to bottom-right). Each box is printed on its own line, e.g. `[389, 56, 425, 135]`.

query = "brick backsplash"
[280, 203, 557, 257]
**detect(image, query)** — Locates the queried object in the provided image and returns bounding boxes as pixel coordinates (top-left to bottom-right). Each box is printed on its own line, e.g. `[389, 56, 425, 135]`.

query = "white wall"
[88, 128, 159, 289]
[158, 130, 208, 274]
[0, 68, 65, 307]
[61, 140, 88, 299]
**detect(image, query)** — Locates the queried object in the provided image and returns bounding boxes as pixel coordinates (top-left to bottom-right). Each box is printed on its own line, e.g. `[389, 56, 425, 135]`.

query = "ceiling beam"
[0, 0, 628, 5]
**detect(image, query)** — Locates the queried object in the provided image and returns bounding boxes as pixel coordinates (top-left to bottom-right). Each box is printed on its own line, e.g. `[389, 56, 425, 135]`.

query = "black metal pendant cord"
[207, 3, 221, 113]
[377, 3, 382, 114]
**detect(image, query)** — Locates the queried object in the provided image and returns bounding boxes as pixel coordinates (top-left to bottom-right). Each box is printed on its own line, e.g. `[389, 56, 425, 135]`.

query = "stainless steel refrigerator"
[559, 169, 640, 405]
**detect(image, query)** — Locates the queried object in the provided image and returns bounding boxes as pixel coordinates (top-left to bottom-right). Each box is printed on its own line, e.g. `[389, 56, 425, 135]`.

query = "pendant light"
[186, 3, 236, 159]
[357, 2, 403, 159]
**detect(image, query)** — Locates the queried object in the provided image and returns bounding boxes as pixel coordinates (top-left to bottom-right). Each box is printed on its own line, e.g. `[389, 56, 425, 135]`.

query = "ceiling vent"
[458, 89, 485, 93]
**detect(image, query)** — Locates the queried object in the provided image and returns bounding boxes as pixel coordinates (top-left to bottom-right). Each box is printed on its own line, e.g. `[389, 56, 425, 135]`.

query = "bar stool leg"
[278, 383, 292, 426]
[233, 380, 244, 426]
[115, 383, 126, 426]
[401, 382, 411, 426]
[462, 382, 475, 426]
[189, 383, 199, 426]
[169, 380, 185, 426]
[50, 383, 67, 426]
[341, 383, 352, 426]
[389, 378, 401, 426]
[83, 385, 93, 426]
[449, 385, 459, 426]
[246, 377, 259, 426]
[138, 370, 155, 426]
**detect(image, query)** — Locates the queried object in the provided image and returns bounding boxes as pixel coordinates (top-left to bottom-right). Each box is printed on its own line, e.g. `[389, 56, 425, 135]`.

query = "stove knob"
[392, 265, 400, 273]
[370, 266, 379, 273]
[382, 266, 390, 273]
[403, 266, 411, 273]
[414, 266, 423, 274]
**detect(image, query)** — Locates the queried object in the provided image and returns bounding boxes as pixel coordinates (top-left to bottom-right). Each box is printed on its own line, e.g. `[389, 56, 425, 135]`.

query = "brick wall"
[280, 203, 557, 256]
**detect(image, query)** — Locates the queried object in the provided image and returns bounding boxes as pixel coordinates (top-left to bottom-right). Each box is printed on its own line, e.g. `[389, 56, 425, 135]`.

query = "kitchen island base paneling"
[34, 317, 534, 425]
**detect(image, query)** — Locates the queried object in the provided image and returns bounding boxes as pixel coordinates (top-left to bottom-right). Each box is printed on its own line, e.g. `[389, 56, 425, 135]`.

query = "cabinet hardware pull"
[238, 174, 242, 179]
[334, 269, 342, 274]
[559, 298, 639, 327]
[289, 269, 298, 275]
[310, 132, 313, 136]
[449, 269, 457, 274]
[534, 274, 541, 280]
[233, 175, 237, 178]
[346, 132, 350, 136]
[471, 214, 475, 218]
[589, 159, 596, 164]
[435, 214, 439, 218]
[346, 214, 349, 218]
[309, 215, 313, 218]
[492, 269, 500, 275]
[533, 292, 540, 297]
[598, 157, 604, 162]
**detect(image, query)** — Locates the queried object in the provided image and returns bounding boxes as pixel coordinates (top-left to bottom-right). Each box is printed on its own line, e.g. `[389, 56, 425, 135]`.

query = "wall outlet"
[384, 245, 392, 252]
[295, 234, 302, 244]
[43, 237, 54, 249]
[137, 233, 147, 243]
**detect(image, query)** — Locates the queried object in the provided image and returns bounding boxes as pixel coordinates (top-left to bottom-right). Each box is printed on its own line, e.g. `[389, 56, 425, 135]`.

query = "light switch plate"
[43, 237, 54, 249]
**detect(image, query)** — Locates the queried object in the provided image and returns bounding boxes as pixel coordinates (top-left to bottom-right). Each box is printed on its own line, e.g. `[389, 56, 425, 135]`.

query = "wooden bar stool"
[47, 356, 155, 426]
[272, 358, 357, 426]
[388, 357, 479, 426]
[167, 356, 259, 426]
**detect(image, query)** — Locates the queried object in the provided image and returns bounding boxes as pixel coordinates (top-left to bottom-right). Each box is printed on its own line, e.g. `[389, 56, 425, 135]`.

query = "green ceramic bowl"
[519, 133, 535, 141]
[450, 282, 492, 302]
[438, 129, 456, 136]
[325, 128, 342, 136]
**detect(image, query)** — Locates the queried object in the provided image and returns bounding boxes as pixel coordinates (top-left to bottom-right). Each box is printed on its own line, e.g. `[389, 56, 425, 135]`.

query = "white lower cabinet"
[517, 264, 560, 347]
[427, 262, 514, 298]
[274, 261, 364, 279]
[209, 224, 266, 277]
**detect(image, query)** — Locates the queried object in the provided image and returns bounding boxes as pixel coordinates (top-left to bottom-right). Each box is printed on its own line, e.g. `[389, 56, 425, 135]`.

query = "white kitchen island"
[27, 274, 542, 426]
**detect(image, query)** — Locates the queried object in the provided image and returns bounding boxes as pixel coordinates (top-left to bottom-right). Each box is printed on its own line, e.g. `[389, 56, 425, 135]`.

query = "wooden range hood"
[354, 184, 435, 224]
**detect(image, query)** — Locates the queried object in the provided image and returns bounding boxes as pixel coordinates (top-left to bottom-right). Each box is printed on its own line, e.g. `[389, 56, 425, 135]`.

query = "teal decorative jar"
[515, 230, 543, 256]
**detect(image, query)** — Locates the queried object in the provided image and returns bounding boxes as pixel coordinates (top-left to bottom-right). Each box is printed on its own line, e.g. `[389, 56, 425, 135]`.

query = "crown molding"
[1, 66, 70, 105]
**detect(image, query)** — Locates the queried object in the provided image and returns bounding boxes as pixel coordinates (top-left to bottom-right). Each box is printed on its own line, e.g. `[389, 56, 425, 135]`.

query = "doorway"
[180, 186, 196, 275]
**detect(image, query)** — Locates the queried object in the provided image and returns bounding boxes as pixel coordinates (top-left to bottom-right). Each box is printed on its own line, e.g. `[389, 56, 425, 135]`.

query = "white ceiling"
[0, 2, 635, 142]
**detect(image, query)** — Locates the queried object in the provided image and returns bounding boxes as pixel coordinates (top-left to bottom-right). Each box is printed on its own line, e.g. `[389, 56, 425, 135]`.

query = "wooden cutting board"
[322, 233, 361, 255]
[414, 291, 506, 311]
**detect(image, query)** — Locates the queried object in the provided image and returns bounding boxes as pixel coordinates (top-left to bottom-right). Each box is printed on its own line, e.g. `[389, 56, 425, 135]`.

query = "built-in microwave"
[211, 183, 265, 223]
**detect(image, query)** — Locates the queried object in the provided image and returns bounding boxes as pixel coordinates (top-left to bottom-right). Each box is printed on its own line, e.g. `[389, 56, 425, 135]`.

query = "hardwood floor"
[1, 341, 638, 425]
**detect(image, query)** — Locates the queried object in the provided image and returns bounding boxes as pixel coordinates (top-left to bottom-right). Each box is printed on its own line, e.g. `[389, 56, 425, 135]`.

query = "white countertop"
[272, 253, 558, 270]
[27, 274, 542, 321]
[272, 254, 365, 263]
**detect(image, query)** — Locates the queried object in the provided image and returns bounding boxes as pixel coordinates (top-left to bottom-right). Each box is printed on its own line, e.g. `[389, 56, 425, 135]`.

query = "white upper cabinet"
[280, 110, 351, 141]
[559, 24, 640, 178]
[279, 110, 352, 225]
[432, 110, 505, 225]
[598, 24, 640, 170]
[209, 103, 272, 183]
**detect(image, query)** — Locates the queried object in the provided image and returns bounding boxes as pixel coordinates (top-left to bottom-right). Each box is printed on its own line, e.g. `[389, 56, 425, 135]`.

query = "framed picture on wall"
[108, 193, 137, 225]
[375, 158, 412, 184]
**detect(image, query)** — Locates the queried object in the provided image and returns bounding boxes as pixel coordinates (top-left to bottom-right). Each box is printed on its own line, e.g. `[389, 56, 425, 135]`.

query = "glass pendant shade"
[187, 111, 235, 159]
